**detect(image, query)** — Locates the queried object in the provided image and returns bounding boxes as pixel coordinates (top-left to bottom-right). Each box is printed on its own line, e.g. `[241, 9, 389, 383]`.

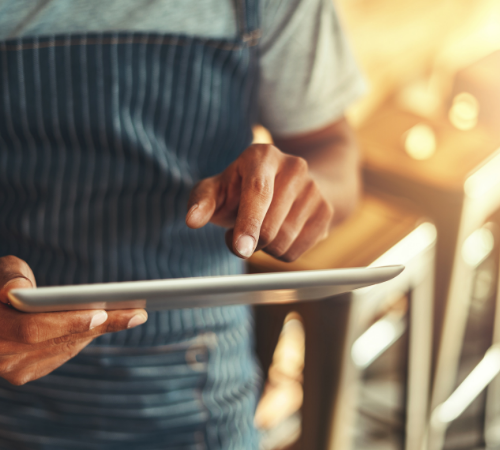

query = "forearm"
[274, 117, 361, 226]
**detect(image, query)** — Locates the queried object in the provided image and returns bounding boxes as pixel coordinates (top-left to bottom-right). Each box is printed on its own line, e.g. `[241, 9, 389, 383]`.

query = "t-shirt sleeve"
[258, 0, 367, 138]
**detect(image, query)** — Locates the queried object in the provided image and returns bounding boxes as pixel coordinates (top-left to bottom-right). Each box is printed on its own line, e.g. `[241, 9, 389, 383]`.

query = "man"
[0, 0, 365, 448]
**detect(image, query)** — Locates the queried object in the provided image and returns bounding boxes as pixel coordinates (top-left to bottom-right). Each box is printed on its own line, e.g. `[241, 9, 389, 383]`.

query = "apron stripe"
[0, 1, 261, 448]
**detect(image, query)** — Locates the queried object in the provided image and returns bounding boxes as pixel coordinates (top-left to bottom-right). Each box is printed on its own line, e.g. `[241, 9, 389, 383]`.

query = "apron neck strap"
[234, 0, 261, 46]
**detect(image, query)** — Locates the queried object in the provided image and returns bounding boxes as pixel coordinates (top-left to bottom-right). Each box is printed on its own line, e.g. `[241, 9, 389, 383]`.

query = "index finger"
[233, 150, 279, 259]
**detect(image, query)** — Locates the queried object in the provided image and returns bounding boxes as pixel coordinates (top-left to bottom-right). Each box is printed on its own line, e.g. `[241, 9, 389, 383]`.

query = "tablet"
[8, 265, 404, 313]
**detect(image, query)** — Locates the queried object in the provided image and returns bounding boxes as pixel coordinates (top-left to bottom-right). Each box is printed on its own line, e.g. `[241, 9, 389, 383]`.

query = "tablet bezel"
[8, 265, 404, 313]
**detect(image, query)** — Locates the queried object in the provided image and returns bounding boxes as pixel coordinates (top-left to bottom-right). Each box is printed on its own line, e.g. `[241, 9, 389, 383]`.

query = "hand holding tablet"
[0, 255, 148, 386]
[0, 254, 403, 386]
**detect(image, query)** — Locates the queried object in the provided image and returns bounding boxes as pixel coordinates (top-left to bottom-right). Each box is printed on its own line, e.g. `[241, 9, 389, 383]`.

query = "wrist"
[310, 169, 360, 227]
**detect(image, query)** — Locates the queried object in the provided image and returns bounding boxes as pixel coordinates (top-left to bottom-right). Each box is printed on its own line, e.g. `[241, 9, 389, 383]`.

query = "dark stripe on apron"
[0, 1, 262, 449]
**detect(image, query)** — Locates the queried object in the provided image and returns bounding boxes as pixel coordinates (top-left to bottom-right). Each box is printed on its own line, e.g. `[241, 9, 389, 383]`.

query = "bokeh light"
[449, 92, 479, 130]
[404, 123, 437, 160]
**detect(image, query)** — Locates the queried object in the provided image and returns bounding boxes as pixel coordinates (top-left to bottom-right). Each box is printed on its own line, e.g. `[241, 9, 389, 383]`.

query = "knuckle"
[17, 316, 41, 344]
[290, 156, 308, 174]
[51, 333, 73, 346]
[249, 176, 272, 197]
[63, 341, 83, 359]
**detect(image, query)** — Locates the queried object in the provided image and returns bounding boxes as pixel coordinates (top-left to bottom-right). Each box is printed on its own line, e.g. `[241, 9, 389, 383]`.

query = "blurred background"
[251, 1, 500, 449]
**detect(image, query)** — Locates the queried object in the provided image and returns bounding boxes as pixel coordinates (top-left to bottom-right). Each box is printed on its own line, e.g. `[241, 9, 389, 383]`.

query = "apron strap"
[235, 0, 261, 46]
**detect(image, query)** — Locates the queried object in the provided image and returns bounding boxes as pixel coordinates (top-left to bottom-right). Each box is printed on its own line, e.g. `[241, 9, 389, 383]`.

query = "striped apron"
[0, 1, 262, 449]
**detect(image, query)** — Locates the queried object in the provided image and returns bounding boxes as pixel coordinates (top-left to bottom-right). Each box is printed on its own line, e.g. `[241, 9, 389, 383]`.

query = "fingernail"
[235, 235, 256, 258]
[128, 313, 148, 329]
[89, 311, 108, 330]
[187, 204, 199, 220]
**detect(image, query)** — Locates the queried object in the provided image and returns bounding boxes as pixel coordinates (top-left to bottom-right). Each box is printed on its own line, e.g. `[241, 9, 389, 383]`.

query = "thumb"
[0, 255, 36, 305]
[186, 176, 224, 229]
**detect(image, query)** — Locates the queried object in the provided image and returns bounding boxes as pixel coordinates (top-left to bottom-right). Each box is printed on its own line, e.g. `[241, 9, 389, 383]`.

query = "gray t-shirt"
[0, 0, 365, 137]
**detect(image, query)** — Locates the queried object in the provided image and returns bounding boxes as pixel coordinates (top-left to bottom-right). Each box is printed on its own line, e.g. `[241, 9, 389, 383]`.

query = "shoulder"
[259, 0, 341, 52]
[257, 0, 366, 137]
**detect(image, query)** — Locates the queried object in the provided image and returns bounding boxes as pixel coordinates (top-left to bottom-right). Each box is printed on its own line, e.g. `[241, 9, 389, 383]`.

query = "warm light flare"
[404, 123, 437, 160]
[449, 92, 479, 130]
